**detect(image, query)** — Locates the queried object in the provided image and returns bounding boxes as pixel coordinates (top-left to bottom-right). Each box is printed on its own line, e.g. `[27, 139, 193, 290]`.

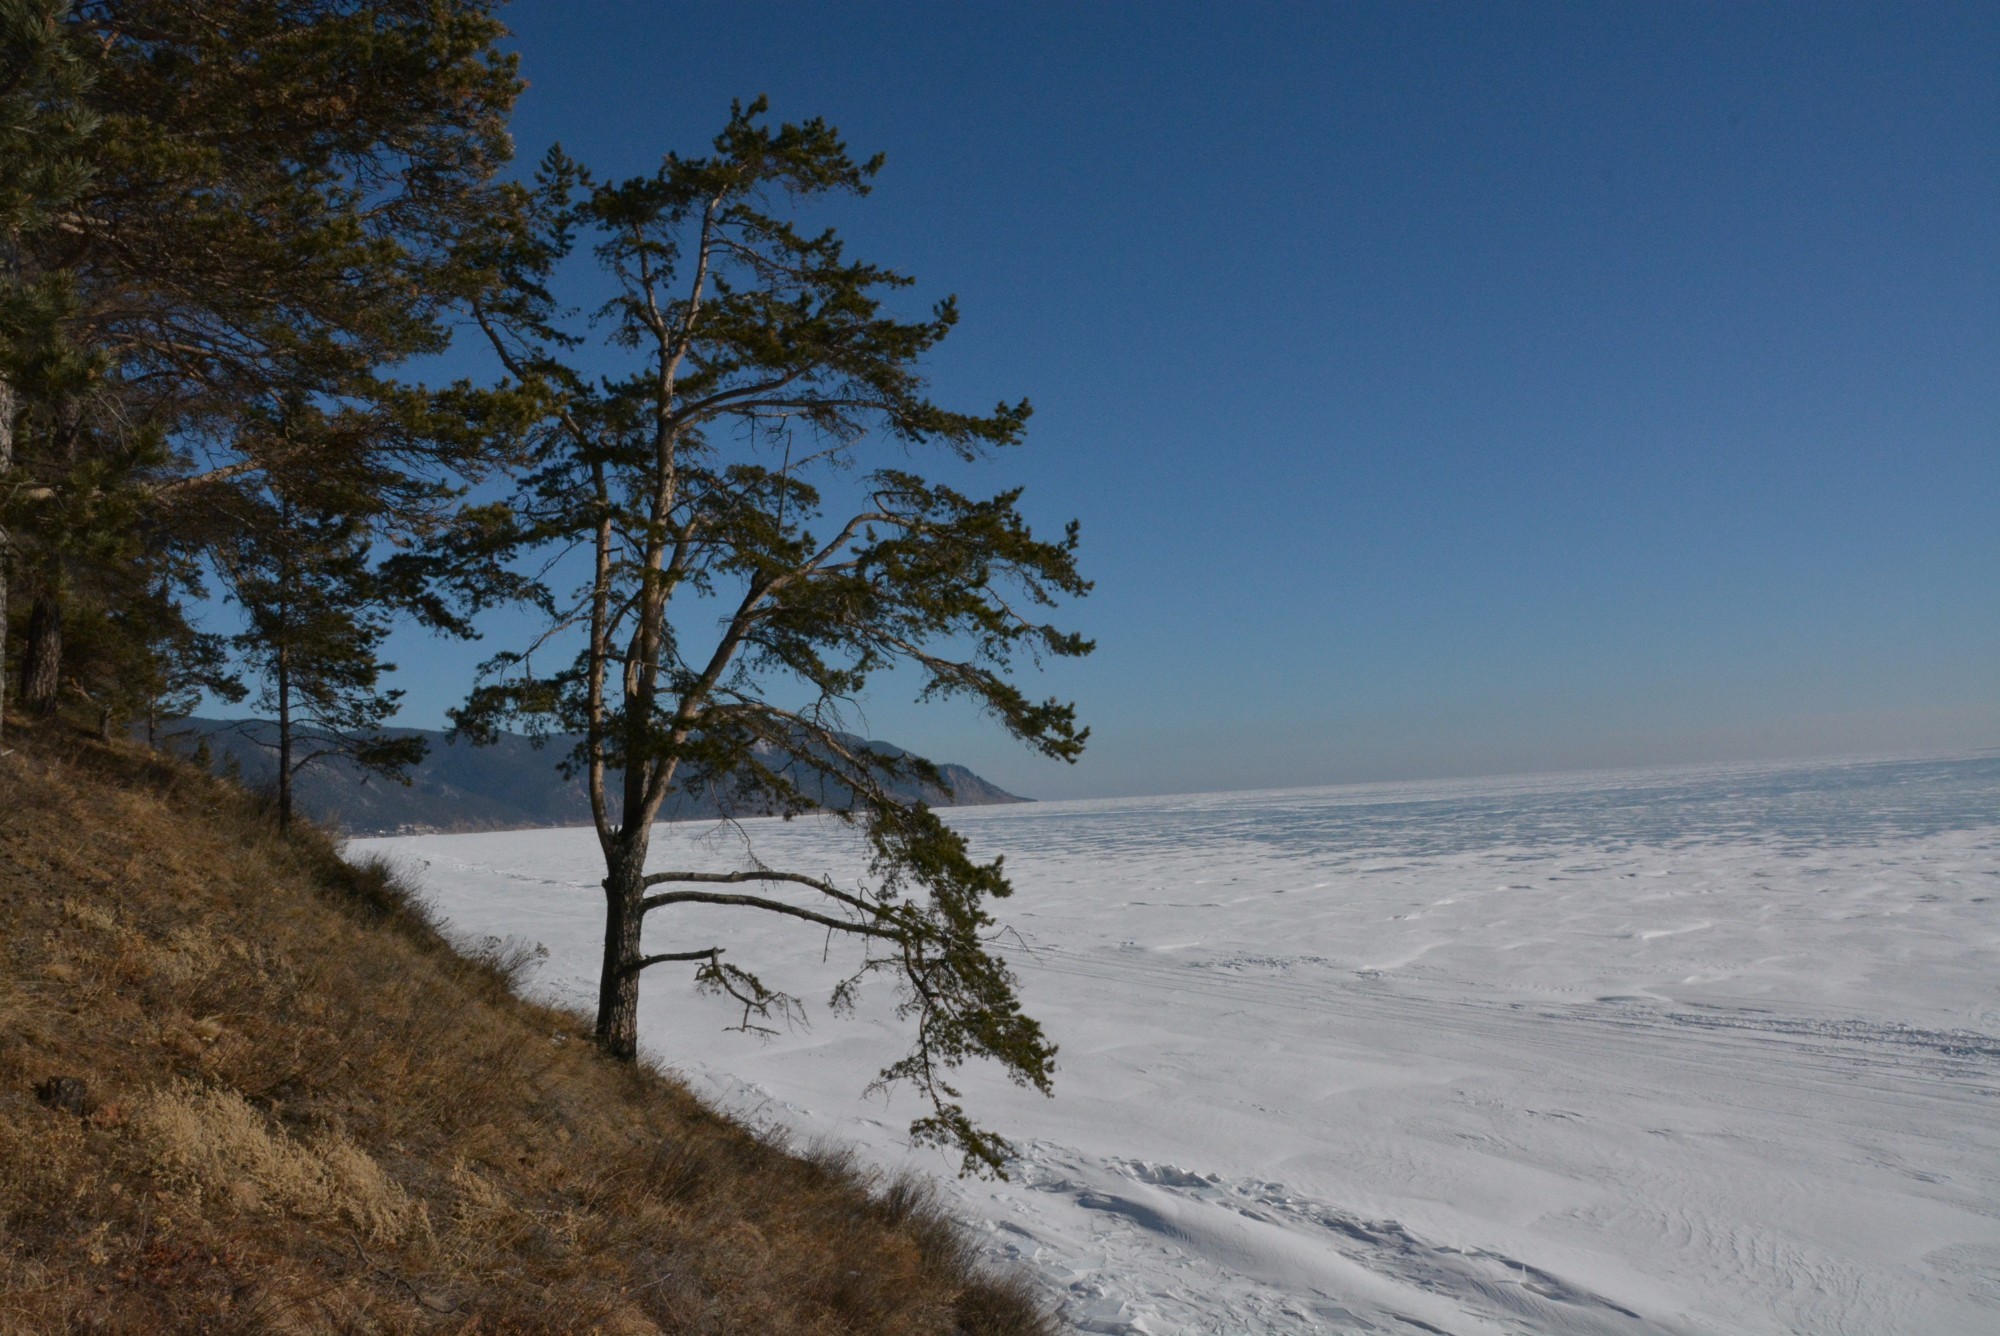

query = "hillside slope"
[163, 718, 1027, 836]
[0, 724, 1053, 1335]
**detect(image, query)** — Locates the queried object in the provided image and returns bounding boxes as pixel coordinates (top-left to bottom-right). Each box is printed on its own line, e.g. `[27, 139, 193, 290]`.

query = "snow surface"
[351, 754, 2000, 1334]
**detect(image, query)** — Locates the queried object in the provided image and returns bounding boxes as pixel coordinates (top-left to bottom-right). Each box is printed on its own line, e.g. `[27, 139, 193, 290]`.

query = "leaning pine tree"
[452, 101, 1090, 1175]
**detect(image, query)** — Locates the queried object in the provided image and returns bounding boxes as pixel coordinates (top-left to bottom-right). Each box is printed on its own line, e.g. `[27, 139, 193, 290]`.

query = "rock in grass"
[34, 1076, 88, 1116]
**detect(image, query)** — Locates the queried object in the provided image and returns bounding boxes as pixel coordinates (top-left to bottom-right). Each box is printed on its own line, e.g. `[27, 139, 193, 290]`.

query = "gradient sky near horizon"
[378, 1, 1998, 801]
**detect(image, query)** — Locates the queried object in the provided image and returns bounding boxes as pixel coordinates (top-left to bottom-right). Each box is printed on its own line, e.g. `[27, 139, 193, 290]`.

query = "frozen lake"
[354, 753, 2000, 1334]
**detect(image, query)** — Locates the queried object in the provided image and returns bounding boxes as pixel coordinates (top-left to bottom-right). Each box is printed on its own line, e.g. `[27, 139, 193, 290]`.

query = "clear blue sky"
[378, 1, 1998, 800]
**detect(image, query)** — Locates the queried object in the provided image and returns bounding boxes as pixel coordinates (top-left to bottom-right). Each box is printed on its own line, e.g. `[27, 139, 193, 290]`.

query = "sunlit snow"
[353, 753, 2000, 1334]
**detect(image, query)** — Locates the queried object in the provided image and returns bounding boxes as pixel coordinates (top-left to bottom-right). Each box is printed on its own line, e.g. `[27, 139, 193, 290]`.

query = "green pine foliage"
[223, 492, 424, 833]
[450, 99, 1092, 1176]
[1, 4, 1095, 1187]
[0, 0, 520, 738]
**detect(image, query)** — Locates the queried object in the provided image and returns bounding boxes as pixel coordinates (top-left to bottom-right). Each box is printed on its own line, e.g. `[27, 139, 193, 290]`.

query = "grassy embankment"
[0, 722, 1056, 1334]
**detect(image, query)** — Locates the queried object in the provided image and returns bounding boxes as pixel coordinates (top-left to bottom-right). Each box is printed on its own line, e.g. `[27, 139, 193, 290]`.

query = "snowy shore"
[354, 754, 2000, 1335]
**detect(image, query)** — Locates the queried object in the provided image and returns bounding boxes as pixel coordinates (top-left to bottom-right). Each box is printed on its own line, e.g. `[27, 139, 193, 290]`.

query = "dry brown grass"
[0, 721, 1060, 1335]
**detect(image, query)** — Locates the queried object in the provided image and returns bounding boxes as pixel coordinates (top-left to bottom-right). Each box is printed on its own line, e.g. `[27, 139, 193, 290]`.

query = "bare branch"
[640, 889, 897, 940]
[641, 868, 879, 917]
[628, 946, 722, 975]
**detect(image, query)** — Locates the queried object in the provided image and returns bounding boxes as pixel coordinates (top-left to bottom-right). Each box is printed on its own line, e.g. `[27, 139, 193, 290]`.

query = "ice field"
[353, 753, 2000, 1334]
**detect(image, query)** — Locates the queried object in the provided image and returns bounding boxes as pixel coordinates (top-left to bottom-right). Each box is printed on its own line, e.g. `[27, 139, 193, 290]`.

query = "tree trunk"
[21, 590, 62, 715]
[0, 561, 8, 740]
[595, 838, 651, 1060]
[21, 391, 80, 719]
[0, 372, 12, 741]
[276, 642, 293, 833]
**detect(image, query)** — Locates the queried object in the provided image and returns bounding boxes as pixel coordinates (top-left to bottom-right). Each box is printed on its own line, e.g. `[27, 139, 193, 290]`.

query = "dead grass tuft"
[131, 1081, 420, 1244]
[0, 718, 1061, 1333]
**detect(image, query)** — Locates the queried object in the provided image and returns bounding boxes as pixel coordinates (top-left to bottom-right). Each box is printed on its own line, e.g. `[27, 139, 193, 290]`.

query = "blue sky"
[377, 2, 1998, 800]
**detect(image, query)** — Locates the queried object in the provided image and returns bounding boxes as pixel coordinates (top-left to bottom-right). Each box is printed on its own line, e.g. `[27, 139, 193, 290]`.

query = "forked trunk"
[595, 838, 651, 1060]
[21, 590, 62, 715]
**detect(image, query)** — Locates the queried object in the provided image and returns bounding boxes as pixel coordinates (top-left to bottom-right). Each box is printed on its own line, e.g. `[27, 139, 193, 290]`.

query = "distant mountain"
[160, 718, 1027, 836]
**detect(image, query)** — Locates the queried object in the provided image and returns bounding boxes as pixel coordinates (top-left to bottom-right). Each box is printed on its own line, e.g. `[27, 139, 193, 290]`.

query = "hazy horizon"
[177, 708, 2000, 808]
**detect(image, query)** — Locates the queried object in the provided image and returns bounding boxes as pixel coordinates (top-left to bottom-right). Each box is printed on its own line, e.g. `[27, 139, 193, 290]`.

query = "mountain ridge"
[162, 717, 1027, 837]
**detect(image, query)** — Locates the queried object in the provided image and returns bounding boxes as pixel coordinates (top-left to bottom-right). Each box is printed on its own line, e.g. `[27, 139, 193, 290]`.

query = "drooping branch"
[640, 887, 897, 940]
[700, 697, 921, 805]
[642, 867, 881, 917]
[628, 945, 722, 975]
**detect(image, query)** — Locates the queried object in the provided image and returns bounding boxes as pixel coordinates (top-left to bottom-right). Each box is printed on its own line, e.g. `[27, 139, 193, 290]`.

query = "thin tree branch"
[639, 889, 896, 939]
[641, 868, 880, 917]
[628, 946, 722, 975]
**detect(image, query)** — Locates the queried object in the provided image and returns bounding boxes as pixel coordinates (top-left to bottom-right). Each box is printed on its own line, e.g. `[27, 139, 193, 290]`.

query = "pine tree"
[223, 493, 422, 834]
[455, 101, 1092, 1175]
[0, 0, 97, 736]
[61, 577, 242, 741]
[1, 0, 518, 729]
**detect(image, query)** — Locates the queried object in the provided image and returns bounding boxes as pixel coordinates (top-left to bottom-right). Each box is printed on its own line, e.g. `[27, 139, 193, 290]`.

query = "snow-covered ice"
[352, 753, 2000, 1334]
